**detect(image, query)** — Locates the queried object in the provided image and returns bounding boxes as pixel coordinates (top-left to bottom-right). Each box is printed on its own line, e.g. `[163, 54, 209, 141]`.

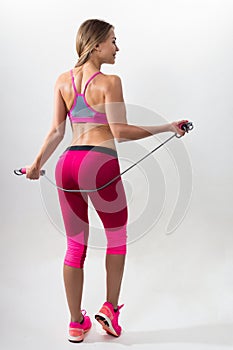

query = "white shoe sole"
[95, 312, 120, 337]
[68, 327, 91, 343]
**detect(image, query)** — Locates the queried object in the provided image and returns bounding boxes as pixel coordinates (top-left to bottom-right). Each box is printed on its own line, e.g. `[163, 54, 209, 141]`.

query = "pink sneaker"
[95, 302, 124, 337]
[68, 310, 92, 343]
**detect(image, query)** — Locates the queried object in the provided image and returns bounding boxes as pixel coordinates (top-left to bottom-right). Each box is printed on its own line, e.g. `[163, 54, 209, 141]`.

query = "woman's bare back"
[59, 68, 117, 150]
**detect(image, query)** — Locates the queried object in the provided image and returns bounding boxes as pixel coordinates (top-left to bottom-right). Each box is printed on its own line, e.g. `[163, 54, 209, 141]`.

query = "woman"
[26, 19, 186, 343]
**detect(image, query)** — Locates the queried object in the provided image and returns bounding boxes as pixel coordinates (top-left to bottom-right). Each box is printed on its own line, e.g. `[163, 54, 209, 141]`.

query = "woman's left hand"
[170, 120, 189, 137]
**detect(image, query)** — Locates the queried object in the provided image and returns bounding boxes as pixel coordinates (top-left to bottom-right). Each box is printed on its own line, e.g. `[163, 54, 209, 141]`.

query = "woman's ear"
[94, 43, 102, 52]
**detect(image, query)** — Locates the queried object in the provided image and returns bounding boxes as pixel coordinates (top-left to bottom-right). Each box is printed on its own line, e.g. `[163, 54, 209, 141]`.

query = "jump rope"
[14, 121, 194, 193]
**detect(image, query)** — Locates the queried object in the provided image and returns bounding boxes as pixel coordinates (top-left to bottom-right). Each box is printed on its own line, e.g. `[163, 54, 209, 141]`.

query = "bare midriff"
[70, 122, 117, 151]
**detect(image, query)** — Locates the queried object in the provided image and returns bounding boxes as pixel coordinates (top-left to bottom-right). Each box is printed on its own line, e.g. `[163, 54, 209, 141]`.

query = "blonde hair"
[75, 19, 114, 67]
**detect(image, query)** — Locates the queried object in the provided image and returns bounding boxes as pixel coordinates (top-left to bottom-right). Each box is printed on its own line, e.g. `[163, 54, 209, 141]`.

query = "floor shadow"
[85, 323, 233, 346]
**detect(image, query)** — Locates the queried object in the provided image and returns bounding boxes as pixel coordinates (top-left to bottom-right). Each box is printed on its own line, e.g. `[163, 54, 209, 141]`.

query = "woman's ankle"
[106, 300, 118, 311]
[71, 313, 84, 324]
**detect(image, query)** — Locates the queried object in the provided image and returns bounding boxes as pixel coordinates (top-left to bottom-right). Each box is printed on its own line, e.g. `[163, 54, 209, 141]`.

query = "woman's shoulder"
[56, 70, 71, 83]
[101, 73, 121, 81]
[100, 73, 122, 90]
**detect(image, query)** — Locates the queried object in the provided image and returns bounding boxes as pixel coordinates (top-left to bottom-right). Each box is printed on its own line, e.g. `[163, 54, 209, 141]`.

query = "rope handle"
[14, 168, 46, 176]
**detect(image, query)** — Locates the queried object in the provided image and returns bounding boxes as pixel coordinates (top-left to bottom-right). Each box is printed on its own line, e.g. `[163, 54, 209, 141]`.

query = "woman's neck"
[83, 58, 102, 71]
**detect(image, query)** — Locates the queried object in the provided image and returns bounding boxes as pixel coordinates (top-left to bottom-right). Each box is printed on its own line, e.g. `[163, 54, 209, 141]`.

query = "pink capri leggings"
[55, 145, 128, 268]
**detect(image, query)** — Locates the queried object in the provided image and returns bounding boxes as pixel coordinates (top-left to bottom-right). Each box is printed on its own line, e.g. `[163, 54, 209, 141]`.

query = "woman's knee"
[64, 236, 88, 268]
[105, 225, 127, 255]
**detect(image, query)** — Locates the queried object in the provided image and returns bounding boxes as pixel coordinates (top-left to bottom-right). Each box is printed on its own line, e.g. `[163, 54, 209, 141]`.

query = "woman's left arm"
[26, 76, 67, 180]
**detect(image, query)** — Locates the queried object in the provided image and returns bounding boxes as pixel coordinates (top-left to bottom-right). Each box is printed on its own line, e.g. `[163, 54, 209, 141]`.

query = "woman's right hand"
[25, 164, 41, 180]
[170, 120, 189, 137]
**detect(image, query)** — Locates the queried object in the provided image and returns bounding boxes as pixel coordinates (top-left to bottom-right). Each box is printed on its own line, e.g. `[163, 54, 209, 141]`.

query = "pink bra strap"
[83, 71, 101, 95]
[70, 69, 78, 95]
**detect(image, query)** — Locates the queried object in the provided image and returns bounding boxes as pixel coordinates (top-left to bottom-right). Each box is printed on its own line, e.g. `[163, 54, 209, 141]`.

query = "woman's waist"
[68, 125, 117, 156]
[65, 144, 118, 158]
[70, 135, 117, 152]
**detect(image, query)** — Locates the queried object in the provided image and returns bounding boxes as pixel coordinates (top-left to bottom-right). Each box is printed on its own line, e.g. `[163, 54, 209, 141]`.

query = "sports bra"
[67, 69, 108, 124]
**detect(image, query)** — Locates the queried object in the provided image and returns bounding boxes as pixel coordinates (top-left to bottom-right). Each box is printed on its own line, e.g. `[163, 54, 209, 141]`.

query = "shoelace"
[116, 304, 124, 312]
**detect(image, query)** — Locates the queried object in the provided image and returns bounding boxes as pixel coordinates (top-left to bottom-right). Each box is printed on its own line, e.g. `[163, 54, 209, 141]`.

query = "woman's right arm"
[105, 75, 186, 142]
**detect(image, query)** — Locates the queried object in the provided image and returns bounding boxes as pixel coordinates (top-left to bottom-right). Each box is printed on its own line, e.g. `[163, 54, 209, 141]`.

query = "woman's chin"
[103, 57, 116, 65]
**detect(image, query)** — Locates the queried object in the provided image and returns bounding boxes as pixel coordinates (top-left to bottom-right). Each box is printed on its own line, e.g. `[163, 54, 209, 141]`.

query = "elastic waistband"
[65, 145, 118, 158]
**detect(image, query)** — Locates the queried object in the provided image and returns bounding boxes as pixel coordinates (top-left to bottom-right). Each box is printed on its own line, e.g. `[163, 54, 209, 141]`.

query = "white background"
[1, 0, 233, 349]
